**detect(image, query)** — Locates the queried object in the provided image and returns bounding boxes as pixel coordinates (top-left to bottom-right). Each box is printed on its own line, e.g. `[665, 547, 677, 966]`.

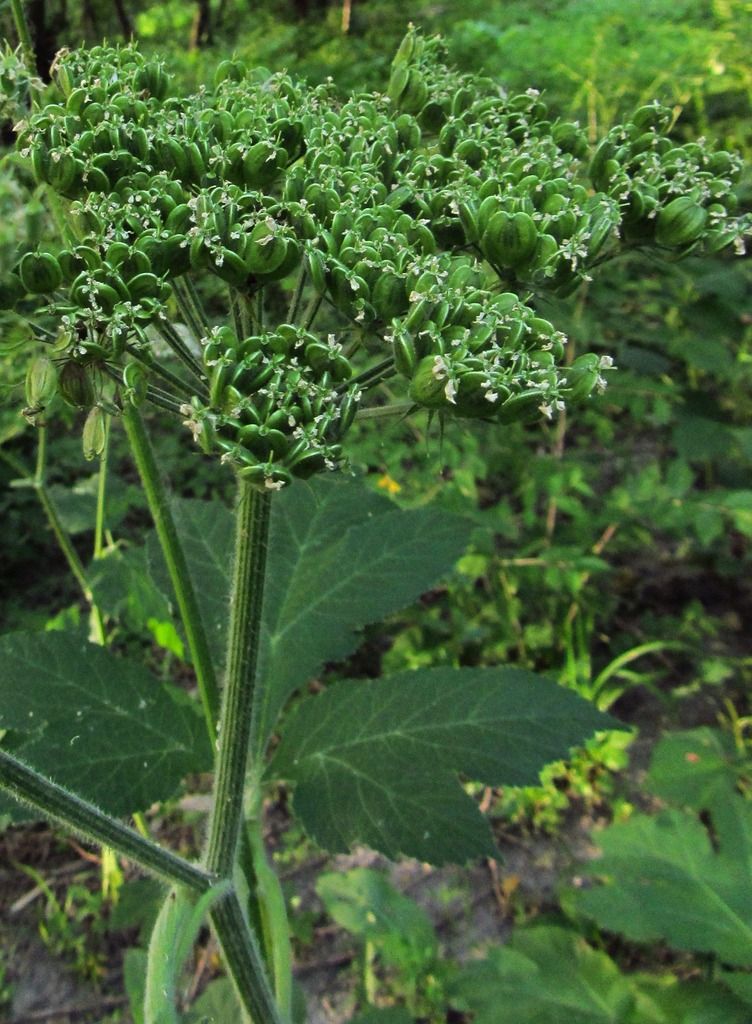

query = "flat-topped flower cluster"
[6, 30, 749, 488]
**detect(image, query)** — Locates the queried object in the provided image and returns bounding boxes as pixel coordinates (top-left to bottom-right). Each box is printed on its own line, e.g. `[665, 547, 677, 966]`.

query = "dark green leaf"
[256, 477, 471, 754]
[316, 868, 437, 971]
[48, 474, 145, 535]
[719, 970, 752, 1008]
[633, 975, 752, 1024]
[646, 727, 745, 809]
[350, 1010, 414, 1024]
[149, 478, 472, 755]
[90, 544, 173, 634]
[146, 498, 234, 667]
[123, 948, 147, 1024]
[571, 797, 752, 966]
[450, 926, 635, 1023]
[271, 666, 615, 863]
[0, 632, 211, 815]
[184, 978, 240, 1024]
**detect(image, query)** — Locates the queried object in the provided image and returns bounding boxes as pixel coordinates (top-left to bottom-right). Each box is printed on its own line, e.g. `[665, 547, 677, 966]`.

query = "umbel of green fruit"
[7, 29, 749, 488]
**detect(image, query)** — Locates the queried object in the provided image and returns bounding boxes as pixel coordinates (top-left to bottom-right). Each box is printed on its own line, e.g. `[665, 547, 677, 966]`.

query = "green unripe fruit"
[456, 138, 485, 167]
[392, 27, 418, 67]
[409, 355, 451, 409]
[589, 138, 615, 190]
[399, 69, 429, 114]
[373, 273, 408, 319]
[483, 211, 538, 269]
[387, 63, 410, 104]
[632, 102, 671, 132]
[19, 252, 63, 294]
[564, 353, 601, 401]
[552, 121, 588, 158]
[123, 272, 159, 302]
[244, 222, 288, 276]
[59, 361, 97, 408]
[655, 197, 708, 247]
[25, 356, 58, 411]
[392, 331, 417, 376]
[82, 407, 107, 460]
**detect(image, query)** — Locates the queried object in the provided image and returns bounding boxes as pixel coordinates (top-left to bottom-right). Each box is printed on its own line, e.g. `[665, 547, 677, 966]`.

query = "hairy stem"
[0, 749, 214, 893]
[209, 887, 284, 1024]
[204, 480, 271, 877]
[121, 406, 220, 737]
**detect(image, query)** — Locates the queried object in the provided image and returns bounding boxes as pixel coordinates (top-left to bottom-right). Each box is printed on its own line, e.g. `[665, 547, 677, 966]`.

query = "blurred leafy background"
[0, 0, 750, 1021]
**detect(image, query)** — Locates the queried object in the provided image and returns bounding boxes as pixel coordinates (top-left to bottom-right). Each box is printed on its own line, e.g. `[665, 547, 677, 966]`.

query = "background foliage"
[0, 0, 750, 1021]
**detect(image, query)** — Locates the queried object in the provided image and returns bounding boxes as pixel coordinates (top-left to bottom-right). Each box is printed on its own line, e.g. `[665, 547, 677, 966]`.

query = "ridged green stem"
[121, 406, 219, 737]
[10, 0, 34, 70]
[0, 749, 214, 893]
[204, 480, 271, 877]
[209, 887, 284, 1024]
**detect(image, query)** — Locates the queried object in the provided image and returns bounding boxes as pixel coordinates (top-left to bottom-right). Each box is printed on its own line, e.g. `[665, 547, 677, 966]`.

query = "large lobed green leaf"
[450, 926, 635, 1024]
[271, 666, 616, 863]
[0, 632, 211, 816]
[149, 476, 472, 756]
[646, 726, 747, 809]
[316, 867, 437, 973]
[571, 795, 752, 967]
[450, 926, 751, 1024]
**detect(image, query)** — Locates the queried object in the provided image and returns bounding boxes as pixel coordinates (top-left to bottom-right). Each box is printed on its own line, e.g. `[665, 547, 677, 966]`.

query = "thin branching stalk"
[10, 0, 34, 72]
[121, 406, 220, 736]
[93, 415, 110, 560]
[125, 340, 198, 401]
[301, 292, 323, 331]
[172, 277, 209, 344]
[143, 386, 186, 416]
[32, 429, 106, 644]
[182, 275, 212, 334]
[152, 318, 207, 385]
[286, 263, 307, 324]
[229, 287, 245, 340]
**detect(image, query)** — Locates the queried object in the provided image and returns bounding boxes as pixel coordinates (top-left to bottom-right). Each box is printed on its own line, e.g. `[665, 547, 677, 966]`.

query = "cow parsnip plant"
[0, 17, 749, 1023]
